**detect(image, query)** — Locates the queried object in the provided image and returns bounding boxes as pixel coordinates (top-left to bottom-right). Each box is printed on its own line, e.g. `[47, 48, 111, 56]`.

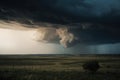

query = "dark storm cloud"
[0, 0, 120, 47]
[54, 0, 120, 16]
[0, 0, 120, 24]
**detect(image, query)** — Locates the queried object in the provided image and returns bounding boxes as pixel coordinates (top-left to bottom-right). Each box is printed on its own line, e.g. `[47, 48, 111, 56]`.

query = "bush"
[82, 60, 100, 73]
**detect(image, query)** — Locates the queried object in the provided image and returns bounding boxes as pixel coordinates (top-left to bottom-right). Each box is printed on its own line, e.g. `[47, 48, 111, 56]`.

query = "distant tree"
[82, 60, 100, 73]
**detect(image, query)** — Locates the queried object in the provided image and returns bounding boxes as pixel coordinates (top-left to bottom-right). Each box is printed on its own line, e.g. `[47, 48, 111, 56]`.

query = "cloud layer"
[0, 0, 120, 24]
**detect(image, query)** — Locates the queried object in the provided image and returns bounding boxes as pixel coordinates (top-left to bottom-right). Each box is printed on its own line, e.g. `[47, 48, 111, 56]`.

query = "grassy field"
[0, 54, 120, 80]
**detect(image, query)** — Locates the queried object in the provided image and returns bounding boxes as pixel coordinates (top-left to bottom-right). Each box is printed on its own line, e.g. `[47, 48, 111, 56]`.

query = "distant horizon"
[0, 53, 120, 55]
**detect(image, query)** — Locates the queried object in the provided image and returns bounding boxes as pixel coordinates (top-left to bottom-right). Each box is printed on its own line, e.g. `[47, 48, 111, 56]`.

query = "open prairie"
[0, 54, 120, 80]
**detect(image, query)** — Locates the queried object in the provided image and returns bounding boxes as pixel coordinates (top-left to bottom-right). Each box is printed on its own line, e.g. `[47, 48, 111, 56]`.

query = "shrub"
[82, 60, 100, 73]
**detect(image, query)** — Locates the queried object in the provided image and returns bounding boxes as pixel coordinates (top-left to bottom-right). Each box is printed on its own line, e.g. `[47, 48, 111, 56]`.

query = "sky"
[0, 0, 120, 54]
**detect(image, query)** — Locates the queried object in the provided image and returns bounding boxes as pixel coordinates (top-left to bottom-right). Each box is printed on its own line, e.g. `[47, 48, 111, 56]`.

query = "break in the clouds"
[0, 21, 78, 48]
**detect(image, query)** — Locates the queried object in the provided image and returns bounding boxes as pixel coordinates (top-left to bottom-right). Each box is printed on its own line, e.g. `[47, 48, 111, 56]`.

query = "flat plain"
[0, 54, 120, 80]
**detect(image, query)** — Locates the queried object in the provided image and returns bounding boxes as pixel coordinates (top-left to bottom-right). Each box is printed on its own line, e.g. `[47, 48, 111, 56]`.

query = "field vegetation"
[0, 54, 120, 80]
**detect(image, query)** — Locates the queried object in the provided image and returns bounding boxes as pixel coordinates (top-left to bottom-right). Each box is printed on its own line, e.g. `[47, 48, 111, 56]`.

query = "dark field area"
[0, 54, 120, 80]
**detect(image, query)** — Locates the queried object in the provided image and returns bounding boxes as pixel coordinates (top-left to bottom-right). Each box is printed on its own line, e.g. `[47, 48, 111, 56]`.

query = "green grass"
[0, 55, 120, 80]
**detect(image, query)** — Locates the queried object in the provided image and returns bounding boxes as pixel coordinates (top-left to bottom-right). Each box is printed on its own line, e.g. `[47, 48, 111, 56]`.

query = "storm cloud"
[0, 0, 120, 48]
[0, 0, 120, 24]
[53, 0, 120, 16]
